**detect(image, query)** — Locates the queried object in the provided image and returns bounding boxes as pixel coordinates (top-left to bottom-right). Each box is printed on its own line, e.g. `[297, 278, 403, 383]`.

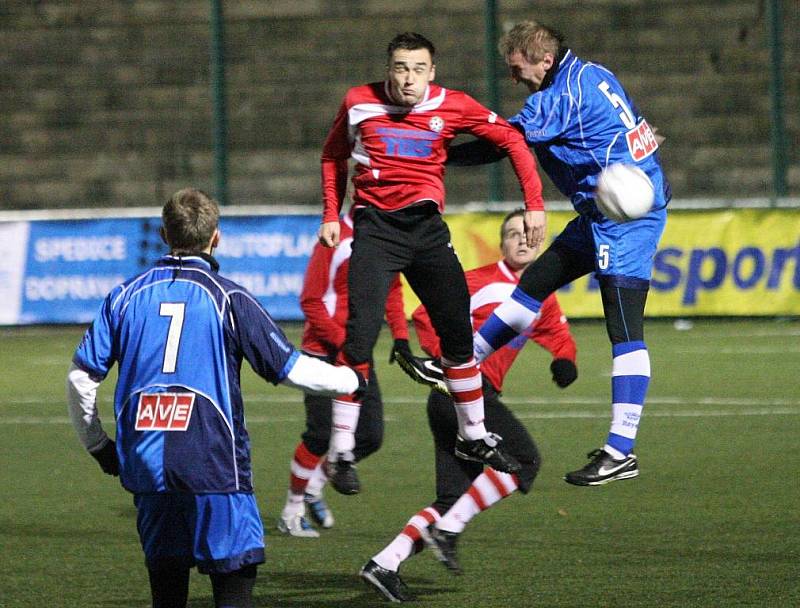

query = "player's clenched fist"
[319, 221, 340, 247]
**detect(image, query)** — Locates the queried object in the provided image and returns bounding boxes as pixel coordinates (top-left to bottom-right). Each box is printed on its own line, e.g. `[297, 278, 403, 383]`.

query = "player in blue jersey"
[426, 21, 671, 486]
[66, 188, 365, 608]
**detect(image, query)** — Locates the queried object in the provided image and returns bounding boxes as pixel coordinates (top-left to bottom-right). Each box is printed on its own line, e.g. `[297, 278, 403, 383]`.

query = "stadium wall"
[1, 203, 798, 325]
[0, 1, 797, 210]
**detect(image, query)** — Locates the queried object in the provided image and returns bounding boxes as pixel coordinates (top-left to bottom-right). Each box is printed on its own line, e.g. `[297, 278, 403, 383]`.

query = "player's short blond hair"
[162, 188, 219, 253]
[499, 20, 562, 63]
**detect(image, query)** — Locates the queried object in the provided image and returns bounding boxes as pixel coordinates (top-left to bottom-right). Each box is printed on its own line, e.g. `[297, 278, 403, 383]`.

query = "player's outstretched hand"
[523, 210, 546, 250]
[550, 358, 578, 388]
[388, 338, 412, 365]
[90, 440, 120, 476]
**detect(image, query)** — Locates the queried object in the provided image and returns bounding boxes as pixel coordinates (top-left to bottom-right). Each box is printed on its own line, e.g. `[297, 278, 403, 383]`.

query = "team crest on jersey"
[135, 392, 195, 431]
[626, 119, 659, 161]
[428, 116, 444, 132]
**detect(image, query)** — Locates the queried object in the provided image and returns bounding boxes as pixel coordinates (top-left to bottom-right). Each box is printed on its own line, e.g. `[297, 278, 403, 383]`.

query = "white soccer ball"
[594, 163, 655, 222]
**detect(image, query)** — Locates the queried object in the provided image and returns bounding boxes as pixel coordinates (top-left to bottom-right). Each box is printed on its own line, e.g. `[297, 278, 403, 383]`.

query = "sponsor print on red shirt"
[321, 82, 543, 223]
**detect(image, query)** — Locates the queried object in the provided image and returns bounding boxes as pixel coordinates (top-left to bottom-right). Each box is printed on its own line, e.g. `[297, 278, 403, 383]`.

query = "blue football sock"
[605, 341, 650, 457]
[474, 287, 541, 362]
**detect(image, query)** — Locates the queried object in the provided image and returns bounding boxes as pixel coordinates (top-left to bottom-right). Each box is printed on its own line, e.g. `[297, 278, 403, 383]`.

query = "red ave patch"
[626, 120, 659, 161]
[136, 393, 195, 431]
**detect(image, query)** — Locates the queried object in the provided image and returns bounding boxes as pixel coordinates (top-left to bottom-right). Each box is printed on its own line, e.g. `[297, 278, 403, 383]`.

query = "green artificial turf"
[1, 319, 798, 607]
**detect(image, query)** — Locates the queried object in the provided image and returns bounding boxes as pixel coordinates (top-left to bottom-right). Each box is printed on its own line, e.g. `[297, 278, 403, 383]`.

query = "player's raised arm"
[459, 94, 546, 248]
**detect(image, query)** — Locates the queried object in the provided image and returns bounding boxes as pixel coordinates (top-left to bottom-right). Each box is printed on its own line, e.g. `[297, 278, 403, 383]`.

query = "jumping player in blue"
[66, 188, 365, 608]
[440, 21, 671, 486]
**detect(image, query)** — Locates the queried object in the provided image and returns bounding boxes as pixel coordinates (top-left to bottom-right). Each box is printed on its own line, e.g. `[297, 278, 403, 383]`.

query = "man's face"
[506, 51, 553, 93]
[501, 215, 538, 271]
[387, 48, 435, 106]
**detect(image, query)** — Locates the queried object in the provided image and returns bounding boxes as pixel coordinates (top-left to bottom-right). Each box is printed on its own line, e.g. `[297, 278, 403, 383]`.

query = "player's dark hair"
[387, 32, 435, 60]
[500, 208, 527, 242]
[162, 188, 220, 254]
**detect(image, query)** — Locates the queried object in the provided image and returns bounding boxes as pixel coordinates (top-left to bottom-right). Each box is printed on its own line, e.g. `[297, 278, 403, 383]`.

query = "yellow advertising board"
[403, 209, 800, 317]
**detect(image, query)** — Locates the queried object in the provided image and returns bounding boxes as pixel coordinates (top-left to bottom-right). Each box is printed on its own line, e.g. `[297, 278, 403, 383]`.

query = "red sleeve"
[411, 304, 443, 359]
[299, 243, 345, 352]
[385, 274, 409, 340]
[531, 294, 577, 362]
[457, 94, 545, 211]
[320, 99, 351, 223]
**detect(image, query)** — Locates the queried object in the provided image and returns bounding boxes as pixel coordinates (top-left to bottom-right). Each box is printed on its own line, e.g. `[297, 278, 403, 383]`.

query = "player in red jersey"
[277, 209, 410, 536]
[319, 32, 547, 491]
[360, 210, 577, 602]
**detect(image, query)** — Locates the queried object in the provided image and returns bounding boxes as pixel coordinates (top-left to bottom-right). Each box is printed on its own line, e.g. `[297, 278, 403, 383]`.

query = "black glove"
[350, 368, 369, 401]
[388, 338, 412, 365]
[550, 358, 578, 389]
[90, 440, 120, 476]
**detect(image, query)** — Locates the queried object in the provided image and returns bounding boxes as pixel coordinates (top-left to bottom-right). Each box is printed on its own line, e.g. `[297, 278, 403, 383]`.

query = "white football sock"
[305, 460, 328, 496]
[330, 399, 359, 455]
[281, 490, 305, 519]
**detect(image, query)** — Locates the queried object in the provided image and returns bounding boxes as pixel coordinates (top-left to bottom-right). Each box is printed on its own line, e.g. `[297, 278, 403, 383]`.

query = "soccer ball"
[594, 163, 655, 222]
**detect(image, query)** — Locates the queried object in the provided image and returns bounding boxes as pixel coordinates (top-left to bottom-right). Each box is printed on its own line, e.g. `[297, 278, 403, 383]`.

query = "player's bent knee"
[210, 565, 257, 608]
[237, 564, 257, 579]
[300, 434, 329, 457]
[353, 435, 383, 461]
[515, 450, 542, 495]
[341, 341, 380, 368]
[430, 499, 455, 517]
[439, 345, 474, 365]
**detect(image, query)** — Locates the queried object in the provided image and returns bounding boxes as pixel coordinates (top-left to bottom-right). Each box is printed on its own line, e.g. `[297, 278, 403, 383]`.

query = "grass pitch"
[1, 319, 798, 607]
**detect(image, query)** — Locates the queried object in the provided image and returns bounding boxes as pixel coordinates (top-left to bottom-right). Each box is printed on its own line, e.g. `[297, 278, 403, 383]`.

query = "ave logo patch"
[136, 392, 195, 431]
[626, 119, 659, 161]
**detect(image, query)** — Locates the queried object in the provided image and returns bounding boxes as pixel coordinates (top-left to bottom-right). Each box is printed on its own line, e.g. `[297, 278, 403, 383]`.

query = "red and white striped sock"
[372, 507, 441, 572]
[437, 469, 519, 534]
[441, 357, 487, 440]
[282, 442, 322, 518]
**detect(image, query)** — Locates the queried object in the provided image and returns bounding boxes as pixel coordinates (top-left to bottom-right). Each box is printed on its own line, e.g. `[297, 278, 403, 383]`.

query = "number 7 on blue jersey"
[159, 302, 185, 373]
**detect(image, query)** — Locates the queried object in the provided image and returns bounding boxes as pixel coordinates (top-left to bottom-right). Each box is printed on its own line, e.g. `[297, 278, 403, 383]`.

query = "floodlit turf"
[1, 319, 798, 607]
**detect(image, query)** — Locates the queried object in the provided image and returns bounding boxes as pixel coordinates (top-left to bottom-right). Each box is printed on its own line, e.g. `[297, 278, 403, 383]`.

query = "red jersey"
[300, 212, 408, 357]
[412, 260, 576, 392]
[321, 82, 544, 223]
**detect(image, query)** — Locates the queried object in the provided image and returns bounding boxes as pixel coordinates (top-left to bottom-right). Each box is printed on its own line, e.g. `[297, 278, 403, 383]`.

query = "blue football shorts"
[554, 207, 667, 282]
[134, 492, 265, 574]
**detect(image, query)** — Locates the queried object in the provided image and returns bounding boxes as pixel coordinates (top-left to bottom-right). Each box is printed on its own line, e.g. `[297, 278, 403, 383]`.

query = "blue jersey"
[509, 49, 671, 214]
[73, 254, 299, 494]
